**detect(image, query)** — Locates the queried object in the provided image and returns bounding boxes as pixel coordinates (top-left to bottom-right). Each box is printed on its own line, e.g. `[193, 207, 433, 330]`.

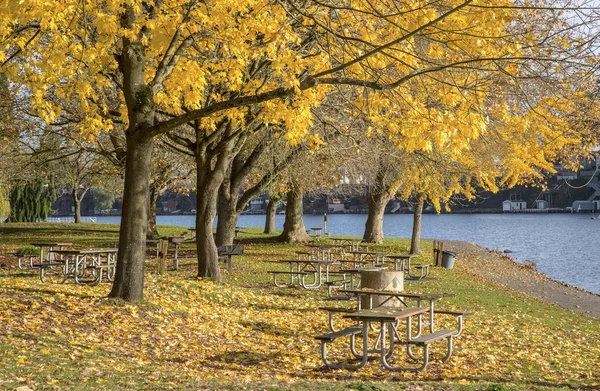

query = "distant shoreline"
[49, 208, 594, 218]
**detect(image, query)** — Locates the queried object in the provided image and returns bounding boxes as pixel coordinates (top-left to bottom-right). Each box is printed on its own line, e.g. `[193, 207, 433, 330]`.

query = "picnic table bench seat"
[320, 306, 355, 331]
[432, 309, 472, 336]
[408, 329, 456, 345]
[314, 326, 362, 342]
[270, 271, 309, 287]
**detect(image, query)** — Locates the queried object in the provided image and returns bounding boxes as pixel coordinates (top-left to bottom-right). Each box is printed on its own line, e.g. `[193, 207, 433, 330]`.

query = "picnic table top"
[343, 306, 427, 321]
[278, 259, 339, 265]
[51, 248, 118, 255]
[338, 289, 454, 300]
[347, 250, 386, 255]
[339, 267, 382, 273]
[387, 254, 416, 259]
[31, 242, 73, 247]
[218, 244, 244, 255]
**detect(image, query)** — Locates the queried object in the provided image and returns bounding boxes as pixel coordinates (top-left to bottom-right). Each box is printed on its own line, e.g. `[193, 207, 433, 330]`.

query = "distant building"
[502, 200, 527, 211]
[249, 199, 266, 212]
[572, 200, 597, 212]
[535, 200, 548, 209]
[328, 202, 345, 213]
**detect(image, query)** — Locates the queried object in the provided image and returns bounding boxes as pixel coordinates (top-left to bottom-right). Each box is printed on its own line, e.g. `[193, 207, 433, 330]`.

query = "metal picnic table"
[44, 248, 118, 285]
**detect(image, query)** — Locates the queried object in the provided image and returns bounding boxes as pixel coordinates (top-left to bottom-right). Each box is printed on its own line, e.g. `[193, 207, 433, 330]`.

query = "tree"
[93, 188, 115, 211]
[2, 1, 597, 301]
[7, 179, 56, 222]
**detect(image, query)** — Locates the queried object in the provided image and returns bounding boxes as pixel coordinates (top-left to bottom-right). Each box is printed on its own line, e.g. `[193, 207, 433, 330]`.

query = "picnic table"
[347, 250, 386, 267]
[310, 227, 323, 237]
[305, 244, 340, 262]
[339, 288, 454, 333]
[316, 289, 470, 372]
[387, 254, 432, 280]
[42, 248, 118, 285]
[271, 259, 340, 289]
[30, 242, 73, 263]
[217, 244, 244, 273]
[330, 237, 362, 252]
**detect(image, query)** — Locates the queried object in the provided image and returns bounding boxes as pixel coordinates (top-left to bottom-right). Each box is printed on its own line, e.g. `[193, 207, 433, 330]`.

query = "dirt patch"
[0, 252, 18, 270]
[445, 240, 600, 320]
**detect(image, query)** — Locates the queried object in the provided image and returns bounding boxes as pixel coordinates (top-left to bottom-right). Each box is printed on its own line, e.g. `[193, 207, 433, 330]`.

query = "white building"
[502, 200, 527, 211]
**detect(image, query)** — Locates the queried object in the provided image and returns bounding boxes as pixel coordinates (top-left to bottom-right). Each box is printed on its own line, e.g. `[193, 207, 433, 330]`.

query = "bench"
[400, 310, 473, 369]
[319, 306, 355, 331]
[314, 326, 362, 342]
[410, 264, 430, 278]
[218, 244, 244, 273]
[433, 310, 473, 336]
[270, 271, 307, 287]
[315, 326, 365, 369]
[384, 328, 457, 371]
[16, 254, 39, 270]
[295, 251, 311, 260]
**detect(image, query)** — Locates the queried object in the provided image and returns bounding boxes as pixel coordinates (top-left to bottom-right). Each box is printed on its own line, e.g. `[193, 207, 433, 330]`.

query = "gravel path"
[445, 240, 600, 320]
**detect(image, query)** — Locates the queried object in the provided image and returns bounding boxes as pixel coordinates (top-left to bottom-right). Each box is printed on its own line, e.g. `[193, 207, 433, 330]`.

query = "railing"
[47, 216, 97, 223]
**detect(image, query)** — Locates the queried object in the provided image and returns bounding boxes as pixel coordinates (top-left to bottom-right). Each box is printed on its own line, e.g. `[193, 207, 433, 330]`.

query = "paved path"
[446, 240, 600, 320]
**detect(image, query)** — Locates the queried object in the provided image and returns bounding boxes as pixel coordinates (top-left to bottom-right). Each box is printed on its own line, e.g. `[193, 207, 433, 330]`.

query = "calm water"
[89, 213, 600, 294]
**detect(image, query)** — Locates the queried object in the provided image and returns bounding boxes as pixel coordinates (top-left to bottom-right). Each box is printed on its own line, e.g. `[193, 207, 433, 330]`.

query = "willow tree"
[7, 179, 57, 222]
[1, 1, 596, 301]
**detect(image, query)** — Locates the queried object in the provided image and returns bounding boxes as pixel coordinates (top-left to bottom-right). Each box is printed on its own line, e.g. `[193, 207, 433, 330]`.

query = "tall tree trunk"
[363, 192, 391, 244]
[215, 179, 239, 247]
[264, 195, 279, 234]
[278, 188, 310, 243]
[73, 188, 81, 224]
[109, 30, 155, 302]
[195, 181, 221, 280]
[195, 133, 237, 280]
[410, 196, 425, 255]
[109, 134, 154, 302]
[146, 183, 160, 240]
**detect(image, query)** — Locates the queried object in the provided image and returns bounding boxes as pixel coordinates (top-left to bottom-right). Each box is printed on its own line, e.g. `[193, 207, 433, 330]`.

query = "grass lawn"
[0, 223, 599, 391]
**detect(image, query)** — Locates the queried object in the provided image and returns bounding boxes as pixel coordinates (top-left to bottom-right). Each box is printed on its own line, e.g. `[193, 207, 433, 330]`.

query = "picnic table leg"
[173, 244, 179, 271]
[227, 255, 232, 273]
[320, 322, 370, 369]
[382, 317, 430, 372]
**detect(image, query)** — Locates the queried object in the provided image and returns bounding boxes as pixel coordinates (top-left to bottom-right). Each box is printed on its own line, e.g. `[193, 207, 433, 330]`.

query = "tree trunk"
[264, 196, 279, 234]
[73, 188, 81, 224]
[108, 28, 156, 302]
[278, 188, 311, 243]
[215, 179, 239, 247]
[146, 183, 160, 240]
[195, 178, 222, 282]
[410, 196, 425, 255]
[109, 135, 154, 302]
[363, 192, 391, 244]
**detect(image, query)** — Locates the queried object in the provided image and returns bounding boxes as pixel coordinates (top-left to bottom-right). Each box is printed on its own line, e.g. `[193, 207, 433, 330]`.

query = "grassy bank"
[0, 223, 599, 391]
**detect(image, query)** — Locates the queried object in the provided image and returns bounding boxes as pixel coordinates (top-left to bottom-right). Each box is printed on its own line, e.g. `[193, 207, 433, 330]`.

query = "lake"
[84, 213, 600, 295]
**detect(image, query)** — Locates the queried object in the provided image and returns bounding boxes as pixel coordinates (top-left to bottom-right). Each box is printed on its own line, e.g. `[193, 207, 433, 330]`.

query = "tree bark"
[410, 196, 425, 255]
[146, 182, 160, 240]
[215, 178, 239, 247]
[108, 27, 155, 302]
[194, 123, 237, 281]
[363, 192, 391, 244]
[278, 188, 311, 243]
[264, 195, 279, 234]
[195, 181, 221, 281]
[109, 134, 154, 302]
[73, 188, 81, 224]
